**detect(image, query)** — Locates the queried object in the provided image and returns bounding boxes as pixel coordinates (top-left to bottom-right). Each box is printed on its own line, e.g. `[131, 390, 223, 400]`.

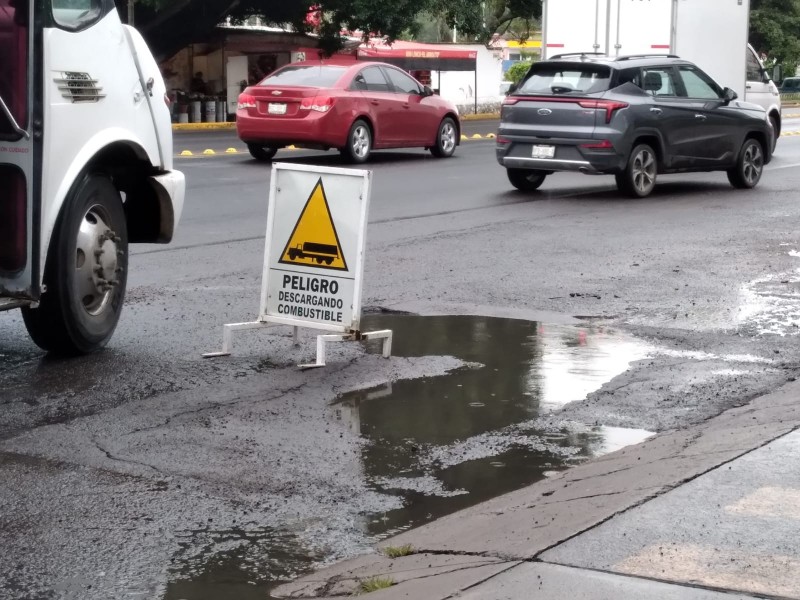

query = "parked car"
[496, 54, 773, 198]
[779, 76, 800, 94]
[236, 61, 461, 163]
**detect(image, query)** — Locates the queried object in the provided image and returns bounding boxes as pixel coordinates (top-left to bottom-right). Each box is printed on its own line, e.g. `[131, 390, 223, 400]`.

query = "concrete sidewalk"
[273, 378, 800, 599]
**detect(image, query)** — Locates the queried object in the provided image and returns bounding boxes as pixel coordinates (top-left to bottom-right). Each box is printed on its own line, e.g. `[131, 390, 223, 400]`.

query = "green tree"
[429, 0, 541, 43]
[123, 0, 543, 61]
[750, 0, 800, 77]
[505, 60, 533, 84]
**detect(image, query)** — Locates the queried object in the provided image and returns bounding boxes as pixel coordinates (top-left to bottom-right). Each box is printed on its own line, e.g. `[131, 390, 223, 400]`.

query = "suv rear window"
[518, 63, 611, 95]
[259, 65, 347, 88]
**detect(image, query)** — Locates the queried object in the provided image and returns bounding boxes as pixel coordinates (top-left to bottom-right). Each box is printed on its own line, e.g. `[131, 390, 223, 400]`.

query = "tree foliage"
[750, 0, 800, 76]
[125, 0, 542, 61]
[504, 60, 532, 84]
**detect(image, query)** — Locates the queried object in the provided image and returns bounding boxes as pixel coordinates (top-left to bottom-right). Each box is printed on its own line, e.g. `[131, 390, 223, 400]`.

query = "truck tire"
[616, 143, 657, 198]
[727, 137, 764, 189]
[248, 144, 278, 161]
[340, 119, 372, 164]
[507, 168, 546, 191]
[22, 174, 128, 355]
[430, 117, 458, 158]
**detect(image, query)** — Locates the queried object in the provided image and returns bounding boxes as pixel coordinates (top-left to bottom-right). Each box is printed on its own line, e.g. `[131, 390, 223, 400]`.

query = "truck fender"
[39, 128, 155, 283]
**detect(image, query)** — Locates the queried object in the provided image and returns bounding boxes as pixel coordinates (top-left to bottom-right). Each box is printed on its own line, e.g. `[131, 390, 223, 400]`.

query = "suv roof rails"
[548, 52, 606, 60]
[615, 54, 680, 61]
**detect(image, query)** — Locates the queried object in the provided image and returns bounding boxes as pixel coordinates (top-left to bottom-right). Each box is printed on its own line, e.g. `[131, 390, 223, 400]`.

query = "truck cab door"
[0, 0, 39, 303]
[745, 46, 779, 114]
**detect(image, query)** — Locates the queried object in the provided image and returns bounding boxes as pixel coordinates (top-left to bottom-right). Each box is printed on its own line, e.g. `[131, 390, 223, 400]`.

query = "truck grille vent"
[55, 72, 106, 103]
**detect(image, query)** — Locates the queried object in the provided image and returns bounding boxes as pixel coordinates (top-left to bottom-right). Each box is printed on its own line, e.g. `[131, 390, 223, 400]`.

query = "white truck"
[0, 0, 184, 354]
[541, 0, 782, 147]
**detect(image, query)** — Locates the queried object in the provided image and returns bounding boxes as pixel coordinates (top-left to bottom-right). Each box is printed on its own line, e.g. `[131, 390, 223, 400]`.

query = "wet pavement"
[5, 132, 800, 599]
[0, 316, 655, 598]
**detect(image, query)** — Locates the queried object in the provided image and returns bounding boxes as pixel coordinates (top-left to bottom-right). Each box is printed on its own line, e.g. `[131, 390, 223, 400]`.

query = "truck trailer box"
[541, 0, 781, 142]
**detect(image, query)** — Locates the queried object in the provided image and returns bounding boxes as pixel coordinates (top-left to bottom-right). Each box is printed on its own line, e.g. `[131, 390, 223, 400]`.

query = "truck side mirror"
[773, 65, 783, 83]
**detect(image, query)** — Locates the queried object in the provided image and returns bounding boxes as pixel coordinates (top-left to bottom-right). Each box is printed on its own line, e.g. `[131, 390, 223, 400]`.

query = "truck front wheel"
[22, 174, 128, 355]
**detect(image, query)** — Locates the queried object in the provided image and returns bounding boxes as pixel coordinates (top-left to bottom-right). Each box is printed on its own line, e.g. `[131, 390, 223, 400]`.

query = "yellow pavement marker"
[177, 133, 500, 159]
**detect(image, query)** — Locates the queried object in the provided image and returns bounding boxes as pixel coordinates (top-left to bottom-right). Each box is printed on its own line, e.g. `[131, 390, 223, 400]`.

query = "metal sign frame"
[204, 162, 391, 366]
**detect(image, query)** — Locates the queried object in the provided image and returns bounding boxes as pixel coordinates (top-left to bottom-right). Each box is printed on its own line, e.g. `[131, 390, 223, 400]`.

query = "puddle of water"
[168, 315, 653, 598]
[164, 527, 324, 600]
[338, 315, 652, 536]
[738, 275, 800, 336]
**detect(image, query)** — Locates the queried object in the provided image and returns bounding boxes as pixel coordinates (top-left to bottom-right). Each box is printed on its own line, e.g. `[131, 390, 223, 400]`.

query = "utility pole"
[127, 0, 134, 25]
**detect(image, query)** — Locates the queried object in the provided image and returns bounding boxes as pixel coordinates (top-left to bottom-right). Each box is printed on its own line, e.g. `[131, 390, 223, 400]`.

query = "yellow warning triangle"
[279, 178, 348, 271]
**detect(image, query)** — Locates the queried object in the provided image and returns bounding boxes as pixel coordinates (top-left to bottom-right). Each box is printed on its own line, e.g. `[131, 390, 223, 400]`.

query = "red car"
[236, 61, 461, 163]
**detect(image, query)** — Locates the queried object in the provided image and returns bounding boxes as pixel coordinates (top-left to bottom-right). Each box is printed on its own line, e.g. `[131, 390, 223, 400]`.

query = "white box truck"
[541, 0, 782, 146]
[1, 0, 184, 354]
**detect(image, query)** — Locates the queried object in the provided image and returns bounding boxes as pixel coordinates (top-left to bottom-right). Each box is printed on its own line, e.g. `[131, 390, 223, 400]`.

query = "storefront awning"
[358, 41, 477, 72]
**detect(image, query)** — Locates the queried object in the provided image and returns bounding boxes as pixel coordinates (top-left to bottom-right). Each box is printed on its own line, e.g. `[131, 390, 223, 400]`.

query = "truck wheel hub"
[75, 205, 121, 316]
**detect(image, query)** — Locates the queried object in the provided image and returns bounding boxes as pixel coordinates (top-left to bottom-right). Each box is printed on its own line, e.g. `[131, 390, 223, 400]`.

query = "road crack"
[90, 436, 166, 476]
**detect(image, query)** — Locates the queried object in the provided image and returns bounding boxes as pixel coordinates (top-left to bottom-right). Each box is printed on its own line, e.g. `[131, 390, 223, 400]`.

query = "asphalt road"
[3, 117, 800, 598]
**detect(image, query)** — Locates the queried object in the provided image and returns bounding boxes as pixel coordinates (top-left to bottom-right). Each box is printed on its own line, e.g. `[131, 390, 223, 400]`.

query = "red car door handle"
[370, 100, 380, 106]
[403, 103, 410, 109]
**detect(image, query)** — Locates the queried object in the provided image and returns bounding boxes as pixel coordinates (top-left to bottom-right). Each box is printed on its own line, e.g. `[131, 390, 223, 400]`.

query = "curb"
[172, 122, 236, 132]
[460, 112, 500, 121]
[172, 110, 798, 132]
[176, 129, 800, 157]
[171, 113, 501, 132]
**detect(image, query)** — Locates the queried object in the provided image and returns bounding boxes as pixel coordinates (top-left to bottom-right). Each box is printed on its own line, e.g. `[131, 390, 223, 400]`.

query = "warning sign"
[260, 163, 371, 332]
[279, 179, 348, 271]
[202, 162, 386, 363]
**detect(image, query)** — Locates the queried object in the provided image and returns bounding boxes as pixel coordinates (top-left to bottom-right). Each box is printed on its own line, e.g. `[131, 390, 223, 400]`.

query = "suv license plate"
[268, 103, 287, 115]
[532, 145, 555, 159]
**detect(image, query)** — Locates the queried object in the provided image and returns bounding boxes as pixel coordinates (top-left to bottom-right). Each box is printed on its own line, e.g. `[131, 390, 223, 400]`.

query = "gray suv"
[496, 54, 772, 197]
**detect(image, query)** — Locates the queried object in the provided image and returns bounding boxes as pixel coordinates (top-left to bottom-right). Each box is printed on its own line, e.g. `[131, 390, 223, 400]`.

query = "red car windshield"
[259, 65, 348, 88]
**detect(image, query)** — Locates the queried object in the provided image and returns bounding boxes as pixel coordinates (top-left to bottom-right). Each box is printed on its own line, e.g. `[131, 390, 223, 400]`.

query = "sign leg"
[363, 329, 393, 358]
[202, 321, 278, 358]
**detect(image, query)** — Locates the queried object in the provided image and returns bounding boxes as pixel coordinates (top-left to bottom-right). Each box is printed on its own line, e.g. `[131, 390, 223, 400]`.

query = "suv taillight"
[299, 96, 334, 113]
[578, 100, 629, 124]
[237, 93, 257, 110]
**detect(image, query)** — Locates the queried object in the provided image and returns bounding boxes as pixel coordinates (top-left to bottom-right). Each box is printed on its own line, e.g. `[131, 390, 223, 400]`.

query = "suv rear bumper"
[496, 141, 626, 174]
[501, 156, 599, 172]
